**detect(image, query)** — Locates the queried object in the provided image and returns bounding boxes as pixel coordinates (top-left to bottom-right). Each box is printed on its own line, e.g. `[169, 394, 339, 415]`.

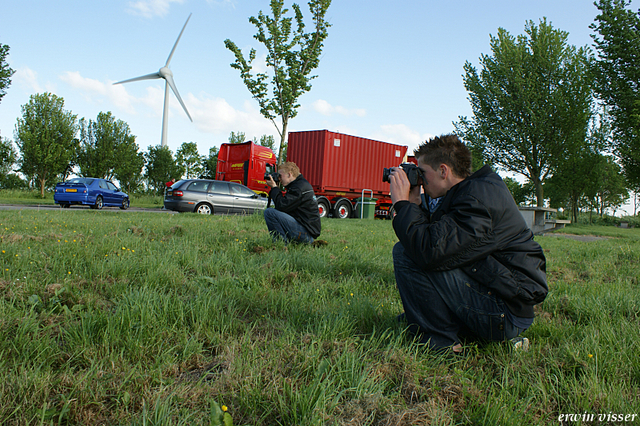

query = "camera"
[382, 163, 423, 187]
[264, 172, 279, 184]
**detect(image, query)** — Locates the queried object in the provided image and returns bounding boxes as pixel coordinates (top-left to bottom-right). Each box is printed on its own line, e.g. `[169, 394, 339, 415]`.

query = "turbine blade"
[165, 74, 193, 122]
[166, 13, 192, 67]
[113, 72, 162, 85]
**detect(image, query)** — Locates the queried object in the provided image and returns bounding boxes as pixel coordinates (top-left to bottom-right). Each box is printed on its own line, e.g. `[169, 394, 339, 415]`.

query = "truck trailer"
[215, 141, 277, 196]
[287, 130, 409, 219]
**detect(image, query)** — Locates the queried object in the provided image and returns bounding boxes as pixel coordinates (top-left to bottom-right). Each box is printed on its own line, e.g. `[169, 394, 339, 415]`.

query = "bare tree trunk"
[278, 118, 288, 164]
[39, 176, 46, 198]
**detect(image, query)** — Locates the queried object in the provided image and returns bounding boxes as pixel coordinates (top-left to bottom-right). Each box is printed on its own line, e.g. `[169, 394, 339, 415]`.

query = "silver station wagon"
[163, 179, 268, 215]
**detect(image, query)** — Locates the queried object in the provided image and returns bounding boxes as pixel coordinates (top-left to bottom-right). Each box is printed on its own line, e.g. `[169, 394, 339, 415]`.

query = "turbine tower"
[114, 14, 193, 147]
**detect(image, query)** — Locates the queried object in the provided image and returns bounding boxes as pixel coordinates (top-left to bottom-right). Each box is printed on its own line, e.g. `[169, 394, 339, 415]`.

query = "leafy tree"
[454, 19, 594, 206]
[200, 146, 219, 179]
[0, 43, 15, 104]
[0, 136, 23, 190]
[15, 93, 78, 197]
[585, 155, 629, 217]
[257, 134, 277, 152]
[503, 177, 535, 206]
[591, 0, 640, 187]
[0, 135, 16, 177]
[228, 131, 246, 144]
[224, 0, 332, 162]
[113, 139, 145, 194]
[545, 109, 613, 222]
[176, 141, 204, 179]
[144, 145, 180, 195]
[545, 147, 602, 222]
[77, 112, 138, 181]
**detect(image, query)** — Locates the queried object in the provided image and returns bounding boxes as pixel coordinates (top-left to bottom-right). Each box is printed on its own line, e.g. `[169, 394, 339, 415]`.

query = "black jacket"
[392, 165, 547, 318]
[269, 174, 321, 238]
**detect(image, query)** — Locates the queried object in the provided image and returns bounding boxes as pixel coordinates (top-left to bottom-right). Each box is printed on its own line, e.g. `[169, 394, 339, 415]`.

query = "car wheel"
[61, 203, 70, 209]
[317, 198, 330, 218]
[334, 199, 352, 219]
[94, 196, 104, 210]
[120, 198, 130, 210]
[195, 203, 213, 215]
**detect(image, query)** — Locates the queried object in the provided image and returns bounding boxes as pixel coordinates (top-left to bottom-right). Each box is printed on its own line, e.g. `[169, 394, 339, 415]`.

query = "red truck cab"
[215, 141, 277, 196]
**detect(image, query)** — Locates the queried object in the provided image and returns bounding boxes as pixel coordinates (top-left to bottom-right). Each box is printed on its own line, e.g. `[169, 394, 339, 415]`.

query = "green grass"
[0, 189, 164, 209]
[0, 211, 639, 425]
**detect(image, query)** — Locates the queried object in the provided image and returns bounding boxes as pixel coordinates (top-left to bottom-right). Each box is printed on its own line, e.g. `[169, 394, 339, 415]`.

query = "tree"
[257, 134, 277, 152]
[77, 111, 138, 181]
[454, 19, 594, 206]
[144, 145, 180, 195]
[0, 135, 16, 177]
[591, 0, 640, 187]
[200, 146, 219, 179]
[228, 131, 246, 144]
[503, 177, 535, 206]
[113, 138, 145, 194]
[224, 0, 332, 162]
[0, 43, 15, 104]
[15, 93, 78, 197]
[545, 108, 612, 222]
[585, 155, 629, 217]
[176, 141, 203, 179]
[0, 135, 23, 190]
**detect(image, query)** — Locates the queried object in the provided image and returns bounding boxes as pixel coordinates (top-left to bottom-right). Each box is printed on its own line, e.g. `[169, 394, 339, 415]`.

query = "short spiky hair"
[414, 134, 472, 178]
[278, 162, 300, 178]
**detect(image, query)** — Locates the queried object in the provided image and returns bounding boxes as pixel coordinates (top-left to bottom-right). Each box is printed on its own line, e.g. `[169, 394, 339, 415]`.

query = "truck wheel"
[334, 199, 352, 219]
[317, 198, 330, 218]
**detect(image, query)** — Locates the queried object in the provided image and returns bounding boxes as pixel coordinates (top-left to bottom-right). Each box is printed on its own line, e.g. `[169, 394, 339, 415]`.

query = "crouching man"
[389, 134, 547, 353]
[264, 162, 321, 244]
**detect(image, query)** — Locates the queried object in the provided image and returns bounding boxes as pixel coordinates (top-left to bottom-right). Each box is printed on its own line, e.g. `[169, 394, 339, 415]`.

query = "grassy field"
[0, 189, 164, 209]
[0, 209, 639, 425]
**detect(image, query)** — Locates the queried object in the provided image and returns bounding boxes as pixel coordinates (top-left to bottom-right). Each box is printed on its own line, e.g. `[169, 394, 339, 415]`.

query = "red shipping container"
[288, 130, 408, 198]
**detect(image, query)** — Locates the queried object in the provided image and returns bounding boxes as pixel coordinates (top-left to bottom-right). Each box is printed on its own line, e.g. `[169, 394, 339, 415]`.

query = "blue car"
[54, 177, 130, 210]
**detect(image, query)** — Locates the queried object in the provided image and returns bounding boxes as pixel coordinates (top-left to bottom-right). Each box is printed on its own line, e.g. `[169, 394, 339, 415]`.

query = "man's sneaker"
[510, 336, 530, 351]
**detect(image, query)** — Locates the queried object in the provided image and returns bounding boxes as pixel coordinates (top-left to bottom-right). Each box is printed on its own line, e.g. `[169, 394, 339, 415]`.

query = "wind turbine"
[114, 14, 193, 147]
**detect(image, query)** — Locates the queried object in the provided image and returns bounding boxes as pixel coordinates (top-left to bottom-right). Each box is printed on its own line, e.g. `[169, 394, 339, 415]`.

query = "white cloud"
[186, 94, 274, 138]
[126, 0, 185, 18]
[60, 71, 143, 115]
[373, 124, 434, 155]
[58, 70, 279, 148]
[15, 67, 44, 93]
[310, 99, 366, 117]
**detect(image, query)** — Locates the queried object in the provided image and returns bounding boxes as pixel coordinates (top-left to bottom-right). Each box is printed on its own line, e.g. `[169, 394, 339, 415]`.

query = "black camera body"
[264, 172, 279, 184]
[382, 163, 422, 187]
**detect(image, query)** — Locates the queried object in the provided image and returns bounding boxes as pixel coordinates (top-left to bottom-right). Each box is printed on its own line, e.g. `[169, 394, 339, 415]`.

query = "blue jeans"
[264, 208, 314, 244]
[393, 243, 523, 350]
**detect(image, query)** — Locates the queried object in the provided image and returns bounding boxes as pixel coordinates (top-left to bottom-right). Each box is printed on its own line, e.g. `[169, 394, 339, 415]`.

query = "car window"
[68, 178, 94, 185]
[107, 182, 117, 191]
[99, 180, 109, 189]
[186, 181, 210, 193]
[230, 184, 255, 197]
[209, 181, 230, 195]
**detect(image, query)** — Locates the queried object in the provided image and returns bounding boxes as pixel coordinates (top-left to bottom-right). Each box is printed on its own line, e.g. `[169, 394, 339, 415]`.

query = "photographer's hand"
[266, 175, 277, 188]
[389, 167, 412, 205]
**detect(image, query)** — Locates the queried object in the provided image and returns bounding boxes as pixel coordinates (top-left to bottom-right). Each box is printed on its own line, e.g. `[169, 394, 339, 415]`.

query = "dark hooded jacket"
[269, 174, 321, 238]
[392, 165, 547, 318]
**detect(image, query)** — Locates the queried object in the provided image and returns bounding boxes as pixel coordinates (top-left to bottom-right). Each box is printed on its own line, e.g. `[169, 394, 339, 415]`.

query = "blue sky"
[1, 1, 635, 178]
